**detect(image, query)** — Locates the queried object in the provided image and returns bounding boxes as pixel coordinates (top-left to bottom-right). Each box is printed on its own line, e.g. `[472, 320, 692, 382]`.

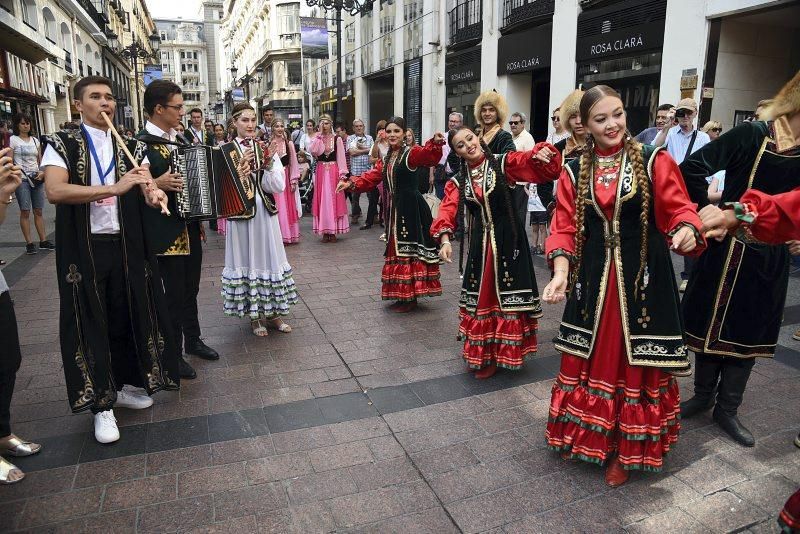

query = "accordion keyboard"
[174, 146, 215, 220]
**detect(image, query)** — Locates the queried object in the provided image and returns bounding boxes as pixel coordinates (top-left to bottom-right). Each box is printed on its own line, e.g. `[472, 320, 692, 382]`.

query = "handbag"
[422, 185, 440, 218]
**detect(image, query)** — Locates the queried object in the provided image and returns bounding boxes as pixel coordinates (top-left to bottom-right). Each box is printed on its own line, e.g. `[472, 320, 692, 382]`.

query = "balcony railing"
[449, 0, 482, 46]
[77, 0, 108, 29]
[64, 50, 73, 74]
[501, 0, 555, 30]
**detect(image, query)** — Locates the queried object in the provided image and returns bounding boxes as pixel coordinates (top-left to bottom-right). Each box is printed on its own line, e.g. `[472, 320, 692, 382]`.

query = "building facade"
[156, 18, 212, 118]
[308, 0, 800, 141]
[221, 0, 304, 127]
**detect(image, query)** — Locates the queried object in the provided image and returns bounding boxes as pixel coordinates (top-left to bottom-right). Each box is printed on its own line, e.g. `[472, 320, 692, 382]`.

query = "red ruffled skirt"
[381, 237, 441, 302]
[780, 489, 800, 533]
[546, 265, 680, 472]
[459, 245, 538, 371]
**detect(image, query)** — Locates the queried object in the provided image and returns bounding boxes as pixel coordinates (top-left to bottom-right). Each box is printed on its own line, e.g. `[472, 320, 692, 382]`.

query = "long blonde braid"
[624, 132, 650, 299]
[571, 134, 594, 287]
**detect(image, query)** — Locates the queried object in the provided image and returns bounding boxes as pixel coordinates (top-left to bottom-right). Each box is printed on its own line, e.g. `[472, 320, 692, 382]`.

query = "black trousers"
[157, 223, 202, 353]
[0, 291, 22, 436]
[364, 189, 380, 227]
[92, 237, 141, 410]
[512, 185, 528, 228]
[349, 191, 362, 217]
[692, 351, 756, 416]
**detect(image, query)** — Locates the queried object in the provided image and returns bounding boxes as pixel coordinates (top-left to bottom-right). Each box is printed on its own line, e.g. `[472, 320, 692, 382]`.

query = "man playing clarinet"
[138, 80, 220, 381]
[42, 76, 179, 444]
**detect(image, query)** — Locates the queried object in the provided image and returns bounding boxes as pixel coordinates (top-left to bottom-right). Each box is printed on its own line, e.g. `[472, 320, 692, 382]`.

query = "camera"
[675, 109, 690, 119]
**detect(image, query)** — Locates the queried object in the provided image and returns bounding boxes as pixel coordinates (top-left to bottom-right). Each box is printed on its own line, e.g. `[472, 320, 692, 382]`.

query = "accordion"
[169, 144, 255, 220]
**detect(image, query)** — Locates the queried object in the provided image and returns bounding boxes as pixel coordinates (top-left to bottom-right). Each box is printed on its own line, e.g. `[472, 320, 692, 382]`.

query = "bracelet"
[441, 241, 451, 246]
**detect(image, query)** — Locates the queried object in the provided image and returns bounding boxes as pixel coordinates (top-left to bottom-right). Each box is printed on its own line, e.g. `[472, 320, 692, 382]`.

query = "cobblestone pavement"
[1, 208, 799, 533]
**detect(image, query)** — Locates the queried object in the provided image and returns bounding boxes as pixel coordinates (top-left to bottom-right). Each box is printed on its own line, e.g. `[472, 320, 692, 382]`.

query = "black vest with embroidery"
[136, 130, 191, 256]
[455, 154, 540, 314]
[554, 145, 690, 372]
[384, 147, 440, 263]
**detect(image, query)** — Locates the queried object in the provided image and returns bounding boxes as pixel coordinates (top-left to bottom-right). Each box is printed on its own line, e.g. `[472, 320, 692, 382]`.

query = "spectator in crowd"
[433, 112, 463, 200]
[363, 119, 388, 230]
[10, 113, 53, 255]
[186, 108, 211, 145]
[702, 121, 725, 204]
[510, 112, 536, 224]
[635, 103, 674, 144]
[335, 123, 351, 179]
[653, 98, 711, 292]
[347, 119, 374, 224]
[0, 146, 42, 484]
[204, 119, 214, 140]
[260, 106, 274, 139]
[546, 107, 570, 145]
[213, 123, 227, 145]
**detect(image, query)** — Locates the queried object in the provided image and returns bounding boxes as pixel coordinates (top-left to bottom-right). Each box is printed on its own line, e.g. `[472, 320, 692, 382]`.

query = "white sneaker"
[116, 385, 154, 409]
[94, 410, 120, 444]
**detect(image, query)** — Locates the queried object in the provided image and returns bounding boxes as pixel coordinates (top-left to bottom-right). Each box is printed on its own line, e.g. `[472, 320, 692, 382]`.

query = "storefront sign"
[445, 60, 480, 85]
[576, 23, 664, 61]
[3, 52, 50, 101]
[497, 23, 552, 75]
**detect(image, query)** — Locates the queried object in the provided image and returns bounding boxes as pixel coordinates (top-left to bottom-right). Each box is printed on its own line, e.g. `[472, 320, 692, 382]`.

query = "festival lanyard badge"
[82, 124, 117, 206]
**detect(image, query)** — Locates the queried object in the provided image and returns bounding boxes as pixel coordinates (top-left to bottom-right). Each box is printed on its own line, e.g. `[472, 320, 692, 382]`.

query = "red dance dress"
[431, 147, 562, 370]
[545, 144, 704, 472]
[735, 187, 800, 242]
[350, 141, 444, 302]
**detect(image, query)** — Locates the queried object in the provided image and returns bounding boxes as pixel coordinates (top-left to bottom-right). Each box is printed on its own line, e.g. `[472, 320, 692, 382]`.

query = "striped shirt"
[663, 125, 710, 165]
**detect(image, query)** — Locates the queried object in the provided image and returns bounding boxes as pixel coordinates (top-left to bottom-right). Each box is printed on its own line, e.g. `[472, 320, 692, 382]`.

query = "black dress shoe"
[185, 339, 219, 361]
[359, 224, 372, 230]
[713, 407, 755, 447]
[680, 396, 715, 419]
[178, 357, 197, 380]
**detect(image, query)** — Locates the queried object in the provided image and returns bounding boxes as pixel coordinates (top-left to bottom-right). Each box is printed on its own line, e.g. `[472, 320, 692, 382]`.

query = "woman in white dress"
[221, 103, 298, 336]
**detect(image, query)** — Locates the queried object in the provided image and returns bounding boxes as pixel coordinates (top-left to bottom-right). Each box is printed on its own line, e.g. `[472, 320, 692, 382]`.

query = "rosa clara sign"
[497, 23, 552, 75]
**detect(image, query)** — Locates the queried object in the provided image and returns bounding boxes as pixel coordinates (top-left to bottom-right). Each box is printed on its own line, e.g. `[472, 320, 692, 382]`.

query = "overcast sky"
[147, 0, 202, 20]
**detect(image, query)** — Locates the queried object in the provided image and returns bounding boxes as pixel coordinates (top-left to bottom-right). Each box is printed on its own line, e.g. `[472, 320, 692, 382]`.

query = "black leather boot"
[680, 353, 721, 419]
[714, 358, 755, 447]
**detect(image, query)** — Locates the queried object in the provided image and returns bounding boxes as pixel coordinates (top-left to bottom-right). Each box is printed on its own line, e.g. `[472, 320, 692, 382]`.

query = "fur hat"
[558, 89, 584, 132]
[473, 90, 509, 129]
[761, 70, 800, 120]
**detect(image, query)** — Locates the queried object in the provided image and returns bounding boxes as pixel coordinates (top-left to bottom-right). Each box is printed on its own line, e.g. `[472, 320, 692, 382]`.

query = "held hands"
[532, 146, 557, 165]
[699, 204, 736, 241]
[439, 240, 453, 263]
[542, 272, 568, 304]
[670, 225, 697, 253]
[335, 179, 350, 193]
[787, 240, 800, 256]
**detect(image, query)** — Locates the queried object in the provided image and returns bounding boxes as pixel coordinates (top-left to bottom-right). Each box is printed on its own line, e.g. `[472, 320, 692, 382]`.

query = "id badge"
[95, 196, 117, 207]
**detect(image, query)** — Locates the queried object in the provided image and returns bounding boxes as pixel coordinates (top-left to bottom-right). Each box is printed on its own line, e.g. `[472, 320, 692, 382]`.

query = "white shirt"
[10, 135, 40, 174]
[187, 125, 205, 145]
[41, 122, 149, 235]
[145, 121, 178, 151]
[512, 129, 536, 152]
[663, 125, 710, 165]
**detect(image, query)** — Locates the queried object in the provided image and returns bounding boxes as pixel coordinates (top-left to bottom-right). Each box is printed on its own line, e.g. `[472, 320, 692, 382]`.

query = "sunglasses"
[711, 128, 722, 133]
[551, 116, 559, 121]
[675, 109, 693, 118]
[508, 121, 520, 126]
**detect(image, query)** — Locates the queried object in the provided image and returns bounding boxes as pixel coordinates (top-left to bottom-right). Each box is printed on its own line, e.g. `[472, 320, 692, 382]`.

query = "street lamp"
[229, 65, 263, 103]
[305, 0, 364, 124]
[121, 30, 161, 128]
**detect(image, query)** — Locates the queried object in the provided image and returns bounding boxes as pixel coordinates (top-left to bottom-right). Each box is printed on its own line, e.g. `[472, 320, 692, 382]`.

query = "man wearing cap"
[653, 98, 711, 291]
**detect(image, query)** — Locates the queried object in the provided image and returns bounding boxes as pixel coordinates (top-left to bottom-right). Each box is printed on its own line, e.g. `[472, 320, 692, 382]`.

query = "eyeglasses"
[162, 104, 184, 111]
[508, 121, 520, 126]
[711, 128, 722, 133]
